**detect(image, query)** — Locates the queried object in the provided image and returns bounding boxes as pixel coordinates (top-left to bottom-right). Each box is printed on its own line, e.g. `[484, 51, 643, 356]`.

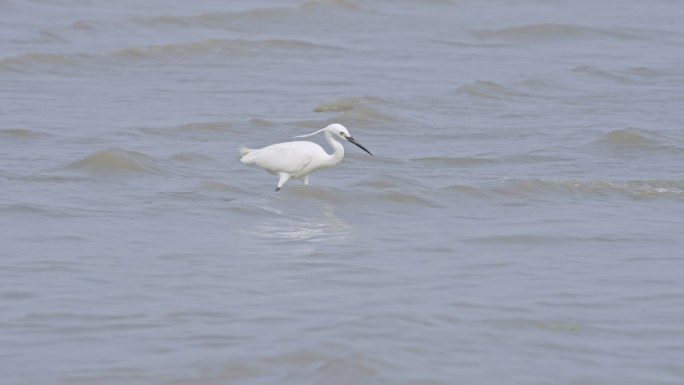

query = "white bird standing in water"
[239, 123, 373, 191]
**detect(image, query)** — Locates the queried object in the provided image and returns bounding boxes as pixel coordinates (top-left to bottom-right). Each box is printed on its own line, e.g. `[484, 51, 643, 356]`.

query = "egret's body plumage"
[239, 123, 372, 191]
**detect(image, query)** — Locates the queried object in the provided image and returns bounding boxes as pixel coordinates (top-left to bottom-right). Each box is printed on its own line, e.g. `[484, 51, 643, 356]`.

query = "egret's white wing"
[243, 141, 322, 174]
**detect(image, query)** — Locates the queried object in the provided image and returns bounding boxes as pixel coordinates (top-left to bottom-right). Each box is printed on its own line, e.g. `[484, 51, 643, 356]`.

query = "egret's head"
[326, 123, 350, 139]
[326, 123, 373, 156]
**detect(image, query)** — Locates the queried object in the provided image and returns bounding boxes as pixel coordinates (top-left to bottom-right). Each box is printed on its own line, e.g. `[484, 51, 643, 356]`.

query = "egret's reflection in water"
[246, 202, 351, 248]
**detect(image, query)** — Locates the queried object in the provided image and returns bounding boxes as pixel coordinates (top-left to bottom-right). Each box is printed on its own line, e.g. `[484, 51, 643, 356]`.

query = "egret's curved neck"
[322, 131, 345, 167]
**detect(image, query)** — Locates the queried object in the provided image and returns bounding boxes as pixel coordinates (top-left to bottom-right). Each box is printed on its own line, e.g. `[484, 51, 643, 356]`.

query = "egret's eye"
[339, 132, 345, 136]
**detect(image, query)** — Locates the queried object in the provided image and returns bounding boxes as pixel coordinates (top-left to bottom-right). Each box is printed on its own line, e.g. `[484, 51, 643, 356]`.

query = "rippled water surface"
[2, 0, 684, 384]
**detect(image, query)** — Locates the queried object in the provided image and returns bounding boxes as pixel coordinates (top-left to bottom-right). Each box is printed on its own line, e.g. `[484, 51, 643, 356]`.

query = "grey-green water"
[2, 0, 684, 384]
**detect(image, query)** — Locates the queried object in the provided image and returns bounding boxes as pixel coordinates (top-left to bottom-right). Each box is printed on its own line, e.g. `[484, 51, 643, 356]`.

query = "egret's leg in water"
[303, 176, 309, 185]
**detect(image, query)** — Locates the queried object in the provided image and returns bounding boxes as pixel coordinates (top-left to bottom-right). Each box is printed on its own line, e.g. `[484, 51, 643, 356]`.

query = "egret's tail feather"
[239, 147, 254, 163]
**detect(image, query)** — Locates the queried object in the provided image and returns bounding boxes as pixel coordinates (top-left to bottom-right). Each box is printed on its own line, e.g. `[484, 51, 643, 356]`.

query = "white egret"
[239, 123, 373, 191]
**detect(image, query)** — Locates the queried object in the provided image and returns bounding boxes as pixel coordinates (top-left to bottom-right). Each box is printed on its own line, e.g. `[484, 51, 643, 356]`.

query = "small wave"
[71, 20, 96, 30]
[313, 96, 390, 112]
[0, 128, 49, 138]
[275, 180, 439, 207]
[441, 184, 492, 198]
[413, 156, 497, 167]
[430, 39, 509, 48]
[333, 108, 395, 124]
[598, 127, 664, 146]
[13, 29, 66, 45]
[314, 96, 396, 124]
[0, 39, 337, 73]
[138, 121, 235, 138]
[472, 23, 638, 41]
[354, 173, 427, 190]
[172, 122, 232, 132]
[300, 0, 359, 11]
[285, 181, 435, 206]
[171, 346, 386, 384]
[11, 174, 85, 183]
[67, 148, 161, 174]
[462, 179, 684, 199]
[0, 291, 36, 300]
[199, 180, 244, 193]
[133, 7, 293, 28]
[354, 178, 400, 190]
[171, 152, 213, 163]
[0, 52, 90, 73]
[248, 118, 279, 127]
[594, 127, 680, 154]
[134, 1, 357, 28]
[466, 233, 646, 247]
[457, 80, 530, 100]
[514, 77, 571, 95]
[465, 234, 570, 245]
[485, 318, 584, 332]
[0, 203, 50, 215]
[0, 202, 85, 218]
[572, 65, 637, 84]
[501, 154, 572, 164]
[114, 38, 337, 59]
[165, 181, 243, 204]
[277, 185, 362, 205]
[353, 174, 440, 206]
[624, 66, 671, 78]
[375, 191, 438, 206]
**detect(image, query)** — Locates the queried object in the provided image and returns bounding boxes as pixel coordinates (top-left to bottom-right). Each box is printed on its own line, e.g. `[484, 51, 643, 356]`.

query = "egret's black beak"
[347, 136, 373, 156]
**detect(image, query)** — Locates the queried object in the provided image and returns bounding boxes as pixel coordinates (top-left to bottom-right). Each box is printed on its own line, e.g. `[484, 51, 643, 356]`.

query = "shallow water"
[2, 0, 684, 384]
